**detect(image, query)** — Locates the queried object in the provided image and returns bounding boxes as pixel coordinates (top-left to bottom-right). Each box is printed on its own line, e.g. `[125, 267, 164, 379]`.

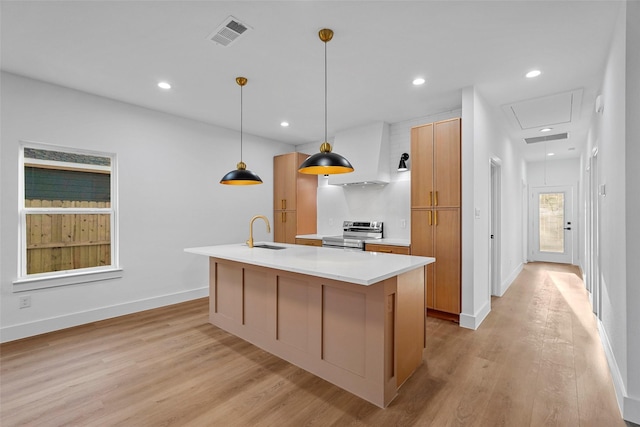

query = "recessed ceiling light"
[280, 121, 289, 127]
[526, 70, 541, 78]
[547, 152, 555, 156]
[540, 128, 552, 132]
[412, 77, 426, 86]
[158, 82, 172, 89]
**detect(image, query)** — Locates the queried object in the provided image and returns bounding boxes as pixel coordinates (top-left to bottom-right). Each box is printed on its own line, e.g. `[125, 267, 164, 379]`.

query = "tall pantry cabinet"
[410, 118, 461, 320]
[273, 152, 317, 243]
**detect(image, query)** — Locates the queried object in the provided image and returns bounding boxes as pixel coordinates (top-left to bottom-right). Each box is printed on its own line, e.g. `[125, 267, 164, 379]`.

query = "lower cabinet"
[365, 244, 411, 255]
[295, 238, 322, 247]
[411, 208, 460, 316]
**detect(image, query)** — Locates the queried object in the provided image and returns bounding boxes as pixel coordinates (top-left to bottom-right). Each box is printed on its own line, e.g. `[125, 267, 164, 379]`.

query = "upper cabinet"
[274, 153, 298, 210]
[273, 152, 317, 243]
[411, 118, 461, 209]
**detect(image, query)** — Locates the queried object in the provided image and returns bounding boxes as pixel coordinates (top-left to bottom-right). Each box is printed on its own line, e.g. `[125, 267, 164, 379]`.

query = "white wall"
[527, 158, 580, 187]
[624, 0, 640, 420]
[0, 72, 291, 342]
[460, 86, 526, 329]
[585, 1, 639, 422]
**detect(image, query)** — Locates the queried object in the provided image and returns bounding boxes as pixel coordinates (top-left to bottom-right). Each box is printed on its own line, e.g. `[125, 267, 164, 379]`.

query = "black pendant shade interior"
[220, 77, 263, 185]
[298, 28, 354, 175]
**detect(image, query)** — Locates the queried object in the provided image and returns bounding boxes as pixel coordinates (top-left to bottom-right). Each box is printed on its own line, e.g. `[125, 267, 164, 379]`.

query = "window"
[15, 142, 120, 290]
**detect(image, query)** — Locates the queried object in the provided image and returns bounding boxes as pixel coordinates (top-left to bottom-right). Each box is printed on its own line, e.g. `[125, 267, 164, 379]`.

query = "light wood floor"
[1, 262, 628, 426]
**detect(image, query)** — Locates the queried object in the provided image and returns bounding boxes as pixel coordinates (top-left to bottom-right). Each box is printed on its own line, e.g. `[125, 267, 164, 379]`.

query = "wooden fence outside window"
[26, 199, 111, 274]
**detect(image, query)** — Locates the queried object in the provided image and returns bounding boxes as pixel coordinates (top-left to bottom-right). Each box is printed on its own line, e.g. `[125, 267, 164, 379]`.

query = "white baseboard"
[0, 286, 208, 343]
[497, 262, 523, 297]
[597, 319, 640, 424]
[459, 300, 491, 330]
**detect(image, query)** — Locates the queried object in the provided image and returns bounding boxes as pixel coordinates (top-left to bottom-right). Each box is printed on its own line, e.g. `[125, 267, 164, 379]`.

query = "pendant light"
[298, 29, 354, 175]
[220, 77, 263, 185]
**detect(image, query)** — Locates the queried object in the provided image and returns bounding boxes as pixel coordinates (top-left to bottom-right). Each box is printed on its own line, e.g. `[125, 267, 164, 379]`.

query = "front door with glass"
[530, 186, 574, 264]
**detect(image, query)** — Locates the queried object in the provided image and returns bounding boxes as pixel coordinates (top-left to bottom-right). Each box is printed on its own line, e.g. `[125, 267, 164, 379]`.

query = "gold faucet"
[247, 215, 271, 248]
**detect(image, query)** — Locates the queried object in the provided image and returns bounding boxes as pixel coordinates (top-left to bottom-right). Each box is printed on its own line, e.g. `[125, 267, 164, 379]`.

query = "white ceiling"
[0, 1, 621, 162]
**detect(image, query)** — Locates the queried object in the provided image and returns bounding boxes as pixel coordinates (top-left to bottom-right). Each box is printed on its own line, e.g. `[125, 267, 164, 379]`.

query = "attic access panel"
[503, 89, 583, 130]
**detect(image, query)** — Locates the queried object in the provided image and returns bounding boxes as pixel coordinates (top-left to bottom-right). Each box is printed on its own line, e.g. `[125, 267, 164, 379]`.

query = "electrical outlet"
[19, 295, 31, 309]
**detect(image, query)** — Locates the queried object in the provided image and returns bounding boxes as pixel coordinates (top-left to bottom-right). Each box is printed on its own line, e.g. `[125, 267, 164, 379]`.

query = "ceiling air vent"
[524, 132, 569, 144]
[208, 16, 251, 47]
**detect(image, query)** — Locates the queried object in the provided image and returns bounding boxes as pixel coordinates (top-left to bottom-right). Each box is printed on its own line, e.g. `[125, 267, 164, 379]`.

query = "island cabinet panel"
[244, 269, 270, 334]
[323, 286, 367, 376]
[206, 257, 426, 408]
[214, 262, 243, 322]
[273, 152, 317, 244]
[396, 267, 426, 386]
[277, 276, 311, 352]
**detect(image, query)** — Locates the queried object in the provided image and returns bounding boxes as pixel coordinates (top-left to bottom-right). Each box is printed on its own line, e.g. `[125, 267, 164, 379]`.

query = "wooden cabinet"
[295, 238, 322, 247]
[412, 209, 460, 314]
[410, 118, 461, 318]
[411, 118, 461, 209]
[365, 244, 411, 255]
[273, 152, 317, 244]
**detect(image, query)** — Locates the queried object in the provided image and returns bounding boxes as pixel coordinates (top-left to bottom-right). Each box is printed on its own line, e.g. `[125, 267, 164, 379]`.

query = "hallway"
[422, 262, 625, 426]
[0, 263, 627, 426]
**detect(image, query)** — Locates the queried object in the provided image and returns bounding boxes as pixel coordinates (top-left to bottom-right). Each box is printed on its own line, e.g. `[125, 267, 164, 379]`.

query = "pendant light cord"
[324, 39, 328, 144]
[240, 83, 244, 163]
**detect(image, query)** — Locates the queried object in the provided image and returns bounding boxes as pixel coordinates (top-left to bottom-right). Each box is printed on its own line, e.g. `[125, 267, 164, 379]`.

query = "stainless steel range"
[322, 221, 383, 250]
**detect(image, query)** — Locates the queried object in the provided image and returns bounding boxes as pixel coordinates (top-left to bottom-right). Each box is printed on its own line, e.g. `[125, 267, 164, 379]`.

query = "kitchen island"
[184, 243, 434, 408]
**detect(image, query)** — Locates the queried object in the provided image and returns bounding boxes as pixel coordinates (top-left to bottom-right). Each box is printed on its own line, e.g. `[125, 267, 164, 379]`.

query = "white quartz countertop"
[185, 243, 434, 286]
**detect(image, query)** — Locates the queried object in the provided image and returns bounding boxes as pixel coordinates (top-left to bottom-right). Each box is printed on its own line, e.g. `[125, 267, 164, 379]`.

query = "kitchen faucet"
[247, 215, 271, 248]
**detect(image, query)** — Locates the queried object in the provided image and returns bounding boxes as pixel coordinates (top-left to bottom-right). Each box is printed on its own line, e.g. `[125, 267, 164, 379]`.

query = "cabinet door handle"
[428, 211, 432, 226]
[429, 191, 433, 206]
[281, 199, 286, 210]
[434, 210, 438, 225]
[434, 191, 438, 206]
[282, 212, 286, 223]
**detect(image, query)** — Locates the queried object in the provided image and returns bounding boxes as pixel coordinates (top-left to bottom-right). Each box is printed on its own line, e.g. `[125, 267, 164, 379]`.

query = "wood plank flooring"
[0, 262, 627, 426]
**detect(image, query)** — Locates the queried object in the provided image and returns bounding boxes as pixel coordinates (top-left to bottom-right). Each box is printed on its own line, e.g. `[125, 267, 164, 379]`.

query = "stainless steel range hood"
[327, 122, 390, 185]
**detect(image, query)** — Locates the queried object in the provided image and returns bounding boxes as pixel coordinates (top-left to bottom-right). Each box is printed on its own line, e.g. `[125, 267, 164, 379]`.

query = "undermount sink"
[252, 244, 286, 250]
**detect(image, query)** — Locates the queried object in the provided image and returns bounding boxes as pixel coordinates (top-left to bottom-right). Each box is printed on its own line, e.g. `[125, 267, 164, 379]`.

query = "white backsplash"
[316, 177, 411, 239]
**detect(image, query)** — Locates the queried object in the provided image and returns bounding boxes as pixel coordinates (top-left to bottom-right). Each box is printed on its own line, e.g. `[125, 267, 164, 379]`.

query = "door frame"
[489, 157, 502, 296]
[589, 148, 602, 318]
[529, 185, 575, 264]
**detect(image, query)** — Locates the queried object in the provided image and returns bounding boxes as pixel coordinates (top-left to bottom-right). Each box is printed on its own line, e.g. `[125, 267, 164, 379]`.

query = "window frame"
[13, 141, 121, 292]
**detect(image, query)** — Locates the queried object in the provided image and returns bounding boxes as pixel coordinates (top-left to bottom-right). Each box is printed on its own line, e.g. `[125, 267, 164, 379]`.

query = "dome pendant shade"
[298, 28, 354, 176]
[220, 161, 263, 185]
[220, 77, 263, 185]
[298, 142, 354, 175]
